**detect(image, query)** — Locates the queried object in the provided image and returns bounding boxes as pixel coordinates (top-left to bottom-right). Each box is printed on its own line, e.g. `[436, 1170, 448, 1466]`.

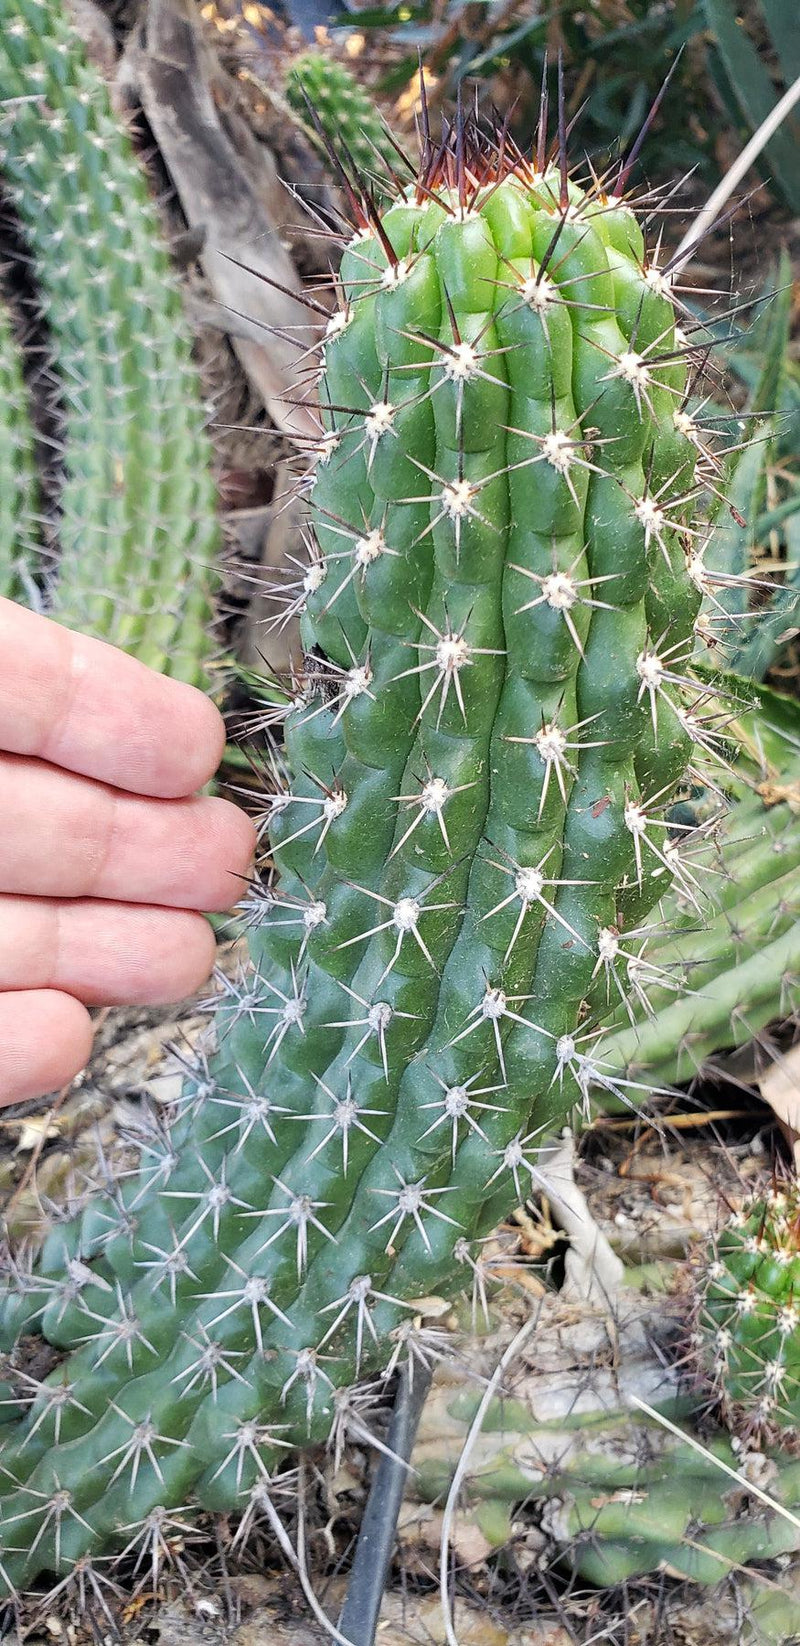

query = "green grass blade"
[762, 0, 800, 86]
[703, 0, 800, 211]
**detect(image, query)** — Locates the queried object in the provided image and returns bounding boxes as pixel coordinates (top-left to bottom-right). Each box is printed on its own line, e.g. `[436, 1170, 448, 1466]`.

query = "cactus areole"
[0, 100, 734, 1594]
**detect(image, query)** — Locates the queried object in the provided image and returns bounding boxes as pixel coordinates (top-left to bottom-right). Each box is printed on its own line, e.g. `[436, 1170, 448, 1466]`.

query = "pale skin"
[0, 597, 257, 1106]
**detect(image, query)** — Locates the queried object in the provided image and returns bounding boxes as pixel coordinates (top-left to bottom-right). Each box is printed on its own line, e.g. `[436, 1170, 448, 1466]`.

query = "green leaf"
[727, 583, 800, 680]
[784, 506, 800, 591]
[716, 252, 799, 677]
[702, 421, 772, 602]
[725, 673, 800, 778]
[762, 0, 800, 85]
[753, 483, 800, 539]
[725, 347, 800, 460]
[458, 12, 547, 79]
[703, 0, 800, 212]
[747, 251, 792, 416]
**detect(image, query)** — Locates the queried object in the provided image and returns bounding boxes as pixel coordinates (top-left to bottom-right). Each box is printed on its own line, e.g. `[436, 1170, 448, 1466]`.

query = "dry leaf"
[12, 1117, 59, 1154]
[121, 0, 320, 442]
[758, 1042, 800, 1167]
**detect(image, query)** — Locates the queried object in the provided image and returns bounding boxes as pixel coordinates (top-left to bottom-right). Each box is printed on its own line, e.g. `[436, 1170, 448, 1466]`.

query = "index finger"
[0, 597, 226, 798]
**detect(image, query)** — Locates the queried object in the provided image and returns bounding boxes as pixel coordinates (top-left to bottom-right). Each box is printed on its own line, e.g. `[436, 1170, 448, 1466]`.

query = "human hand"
[0, 597, 256, 1106]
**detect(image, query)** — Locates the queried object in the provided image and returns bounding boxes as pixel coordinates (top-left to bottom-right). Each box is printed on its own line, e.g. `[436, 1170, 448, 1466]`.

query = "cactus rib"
[0, 0, 220, 685]
[0, 90, 755, 1594]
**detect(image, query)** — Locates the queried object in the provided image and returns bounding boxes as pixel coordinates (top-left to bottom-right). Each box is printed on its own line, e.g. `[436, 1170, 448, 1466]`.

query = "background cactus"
[598, 781, 800, 1092]
[0, 0, 221, 686]
[698, 258, 800, 684]
[693, 1182, 800, 1442]
[284, 50, 399, 184]
[0, 90, 759, 1596]
[0, 295, 39, 603]
[407, 1290, 800, 1642]
[414, 1379, 800, 1591]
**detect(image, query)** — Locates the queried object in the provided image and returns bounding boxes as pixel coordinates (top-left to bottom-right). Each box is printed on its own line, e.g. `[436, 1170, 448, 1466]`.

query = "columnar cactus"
[0, 0, 220, 685]
[598, 787, 800, 1091]
[0, 95, 745, 1594]
[694, 1183, 800, 1443]
[0, 296, 39, 602]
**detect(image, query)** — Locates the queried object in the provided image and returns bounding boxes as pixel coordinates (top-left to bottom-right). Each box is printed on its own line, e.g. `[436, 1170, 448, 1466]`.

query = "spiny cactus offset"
[0, 0, 220, 686]
[284, 50, 398, 183]
[0, 295, 39, 602]
[598, 785, 800, 1091]
[0, 89, 753, 1595]
[694, 1183, 800, 1443]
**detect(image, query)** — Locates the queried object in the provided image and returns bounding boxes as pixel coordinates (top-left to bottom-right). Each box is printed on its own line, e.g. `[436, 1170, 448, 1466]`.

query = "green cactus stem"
[0, 89, 752, 1594]
[596, 787, 800, 1092]
[694, 1183, 800, 1443]
[0, 295, 39, 602]
[414, 1395, 800, 1588]
[0, 0, 220, 686]
[284, 51, 399, 183]
[408, 1293, 800, 1636]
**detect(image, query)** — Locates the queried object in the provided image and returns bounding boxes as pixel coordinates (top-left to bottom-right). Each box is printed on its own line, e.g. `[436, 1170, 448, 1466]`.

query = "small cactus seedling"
[694, 1183, 800, 1444]
[0, 0, 221, 685]
[0, 76, 765, 1597]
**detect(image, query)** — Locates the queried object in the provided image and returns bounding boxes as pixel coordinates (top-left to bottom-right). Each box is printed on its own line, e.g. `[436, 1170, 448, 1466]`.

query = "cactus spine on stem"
[0, 0, 220, 685]
[0, 74, 761, 1596]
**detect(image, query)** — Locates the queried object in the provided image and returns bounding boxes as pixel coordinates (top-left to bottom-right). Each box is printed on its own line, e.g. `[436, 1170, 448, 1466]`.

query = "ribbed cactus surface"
[0, 296, 39, 602]
[0, 0, 220, 685]
[415, 1383, 800, 1590]
[695, 1185, 800, 1441]
[599, 787, 800, 1090]
[0, 106, 730, 1592]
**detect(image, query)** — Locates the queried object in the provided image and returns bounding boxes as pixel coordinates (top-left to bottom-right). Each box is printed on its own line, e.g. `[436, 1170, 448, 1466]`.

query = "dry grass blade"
[671, 71, 800, 271]
[629, 1396, 800, 1535]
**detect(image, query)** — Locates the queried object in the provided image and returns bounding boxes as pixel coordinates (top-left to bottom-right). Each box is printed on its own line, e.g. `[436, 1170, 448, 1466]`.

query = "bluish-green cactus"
[598, 786, 800, 1091]
[410, 1315, 800, 1640]
[0, 0, 220, 685]
[0, 96, 752, 1598]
